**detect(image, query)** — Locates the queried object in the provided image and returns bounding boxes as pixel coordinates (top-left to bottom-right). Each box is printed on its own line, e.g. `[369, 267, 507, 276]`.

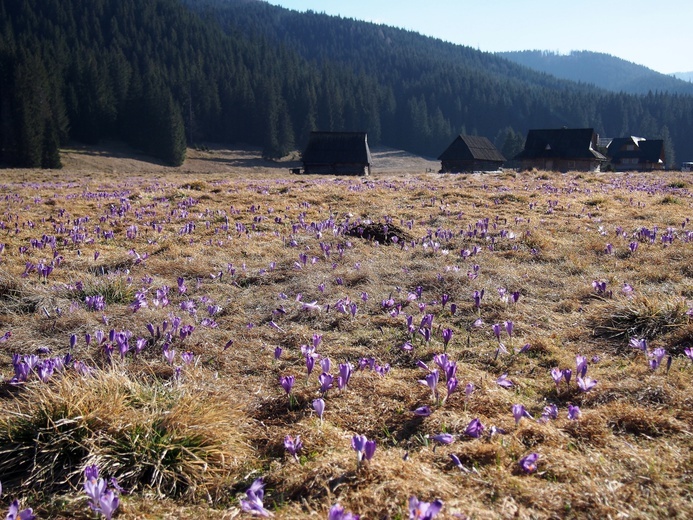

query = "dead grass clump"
[0, 369, 252, 500]
[454, 440, 502, 467]
[590, 294, 690, 342]
[0, 269, 48, 314]
[514, 421, 565, 449]
[604, 402, 684, 437]
[561, 412, 611, 447]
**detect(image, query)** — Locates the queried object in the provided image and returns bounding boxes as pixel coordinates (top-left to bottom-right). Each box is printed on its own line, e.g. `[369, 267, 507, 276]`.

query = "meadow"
[0, 153, 692, 519]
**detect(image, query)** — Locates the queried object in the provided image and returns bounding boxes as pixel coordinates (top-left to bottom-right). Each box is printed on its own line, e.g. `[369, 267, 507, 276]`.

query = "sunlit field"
[1, 159, 693, 519]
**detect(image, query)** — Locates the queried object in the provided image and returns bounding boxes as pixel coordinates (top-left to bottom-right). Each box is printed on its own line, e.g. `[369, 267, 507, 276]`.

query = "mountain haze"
[1, 0, 692, 168]
[499, 50, 693, 96]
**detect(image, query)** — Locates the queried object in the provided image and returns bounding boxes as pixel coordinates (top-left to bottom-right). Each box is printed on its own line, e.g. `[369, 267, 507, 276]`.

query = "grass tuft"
[589, 294, 690, 342]
[0, 369, 252, 499]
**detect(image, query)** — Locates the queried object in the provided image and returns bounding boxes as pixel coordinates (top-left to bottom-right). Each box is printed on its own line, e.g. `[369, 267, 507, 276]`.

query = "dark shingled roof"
[438, 135, 506, 162]
[639, 139, 665, 163]
[607, 137, 665, 164]
[515, 128, 606, 161]
[302, 132, 372, 165]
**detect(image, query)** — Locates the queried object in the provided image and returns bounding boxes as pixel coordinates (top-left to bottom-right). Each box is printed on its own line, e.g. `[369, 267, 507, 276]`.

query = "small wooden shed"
[438, 135, 506, 173]
[514, 128, 607, 172]
[301, 131, 372, 175]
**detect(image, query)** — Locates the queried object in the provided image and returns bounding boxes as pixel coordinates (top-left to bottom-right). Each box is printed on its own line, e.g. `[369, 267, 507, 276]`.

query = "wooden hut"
[607, 136, 665, 171]
[438, 135, 506, 173]
[301, 132, 372, 175]
[514, 128, 606, 172]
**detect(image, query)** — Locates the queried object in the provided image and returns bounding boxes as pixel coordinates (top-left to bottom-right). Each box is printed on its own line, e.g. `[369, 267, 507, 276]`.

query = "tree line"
[1, 0, 691, 168]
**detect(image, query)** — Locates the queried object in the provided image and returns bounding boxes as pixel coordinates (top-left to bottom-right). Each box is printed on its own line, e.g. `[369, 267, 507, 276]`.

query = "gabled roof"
[515, 128, 606, 161]
[302, 132, 371, 165]
[607, 137, 664, 163]
[438, 135, 506, 162]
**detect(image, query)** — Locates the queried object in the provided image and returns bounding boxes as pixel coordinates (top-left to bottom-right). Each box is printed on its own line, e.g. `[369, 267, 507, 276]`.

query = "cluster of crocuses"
[629, 338, 672, 372]
[416, 353, 461, 405]
[10, 352, 75, 384]
[83, 465, 121, 520]
[551, 354, 598, 393]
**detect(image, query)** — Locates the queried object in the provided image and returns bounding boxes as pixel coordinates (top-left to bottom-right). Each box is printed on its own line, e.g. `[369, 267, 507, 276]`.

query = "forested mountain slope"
[499, 50, 693, 96]
[1, 0, 692, 167]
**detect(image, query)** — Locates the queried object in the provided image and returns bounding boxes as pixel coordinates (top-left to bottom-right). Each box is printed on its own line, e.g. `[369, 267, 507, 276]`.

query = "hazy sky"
[265, 0, 692, 74]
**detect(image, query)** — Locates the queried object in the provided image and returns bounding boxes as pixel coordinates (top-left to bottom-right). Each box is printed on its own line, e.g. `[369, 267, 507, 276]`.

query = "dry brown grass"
[1, 147, 693, 518]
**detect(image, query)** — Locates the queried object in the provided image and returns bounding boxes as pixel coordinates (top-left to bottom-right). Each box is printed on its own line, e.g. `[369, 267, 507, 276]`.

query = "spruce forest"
[0, 0, 692, 167]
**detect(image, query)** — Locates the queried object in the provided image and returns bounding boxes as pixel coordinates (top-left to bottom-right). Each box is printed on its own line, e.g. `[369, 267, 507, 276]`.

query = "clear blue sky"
[265, 0, 693, 74]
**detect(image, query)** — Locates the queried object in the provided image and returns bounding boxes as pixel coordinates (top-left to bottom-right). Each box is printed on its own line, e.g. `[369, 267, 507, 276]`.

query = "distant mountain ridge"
[671, 71, 693, 82]
[499, 50, 693, 95]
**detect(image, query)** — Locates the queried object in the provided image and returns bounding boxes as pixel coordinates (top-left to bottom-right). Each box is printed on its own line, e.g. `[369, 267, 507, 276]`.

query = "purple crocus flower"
[363, 440, 376, 461]
[321, 357, 332, 374]
[465, 382, 475, 397]
[274, 347, 282, 360]
[319, 373, 334, 394]
[473, 289, 484, 308]
[446, 377, 458, 397]
[181, 351, 194, 365]
[408, 496, 443, 519]
[496, 373, 513, 388]
[512, 404, 532, 424]
[465, 418, 485, 438]
[351, 435, 367, 454]
[412, 406, 433, 417]
[419, 370, 439, 401]
[492, 323, 502, 341]
[284, 435, 303, 461]
[649, 347, 667, 371]
[84, 475, 107, 512]
[441, 328, 453, 349]
[550, 367, 563, 387]
[305, 354, 315, 377]
[540, 404, 559, 422]
[431, 433, 455, 446]
[433, 353, 449, 372]
[685, 347, 693, 361]
[567, 404, 581, 420]
[338, 362, 353, 390]
[441, 294, 449, 308]
[279, 375, 295, 395]
[98, 489, 119, 520]
[563, 368, 573, 386]
[629, 337, 647, 353]
[328, 504, 360, 520]
[575, 355, 588, 378]
[504, 320, 514, 338]
[6, 500, 36, 520]
[351, 435, 375, 463]
[518, 452, 539, 474]
[577, 376, 597, 392]
[240, 478, 273, 517]
[163, 347, 175, 365]
[313, 398, 325, 421]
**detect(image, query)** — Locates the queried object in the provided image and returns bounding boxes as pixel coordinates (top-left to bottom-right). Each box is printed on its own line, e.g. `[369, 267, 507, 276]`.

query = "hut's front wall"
[611, 160, 664, 172]
[303, 163, 370, 176]
[520, 159, 602, 173]
[440, 160, 503, 173]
